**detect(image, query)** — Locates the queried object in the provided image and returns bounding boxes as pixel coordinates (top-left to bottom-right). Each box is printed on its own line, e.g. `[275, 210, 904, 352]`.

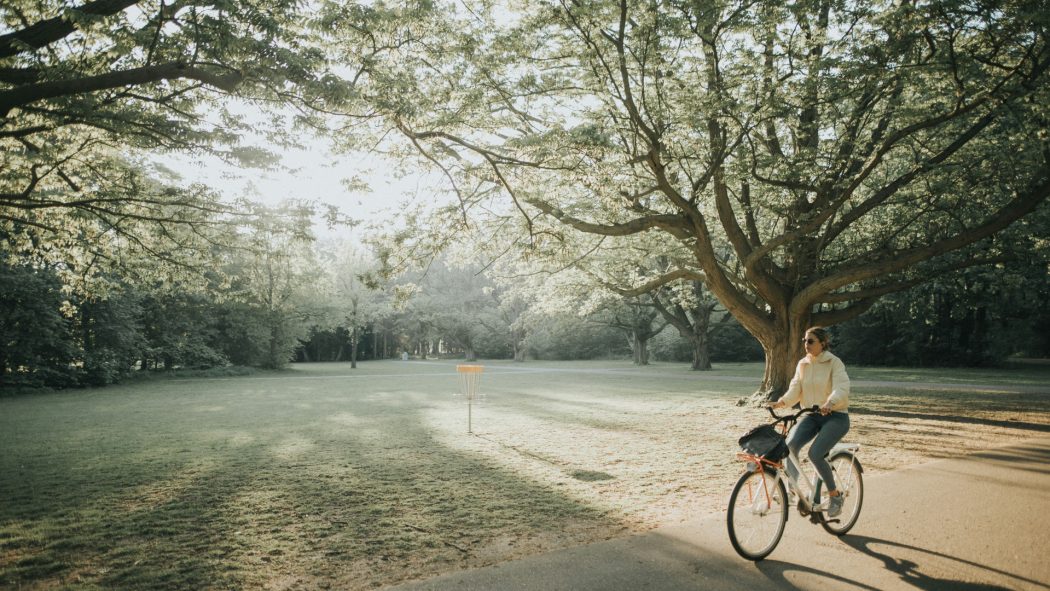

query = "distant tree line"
[0, 261, 298, 388]
[4, 244, 1047, 391]
[834, 265, 1050, 367]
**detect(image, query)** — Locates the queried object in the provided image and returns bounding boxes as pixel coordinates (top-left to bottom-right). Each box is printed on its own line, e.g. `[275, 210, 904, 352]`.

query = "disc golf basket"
[456, 364, 485, 433]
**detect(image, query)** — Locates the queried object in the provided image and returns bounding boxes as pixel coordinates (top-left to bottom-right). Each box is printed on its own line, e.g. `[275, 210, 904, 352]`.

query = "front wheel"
[820, 453, 863, 535]
[727, 470, 788, 560]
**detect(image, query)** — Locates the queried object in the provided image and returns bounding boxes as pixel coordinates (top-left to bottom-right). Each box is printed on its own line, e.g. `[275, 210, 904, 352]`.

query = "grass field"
[2, 359, 1049, 590]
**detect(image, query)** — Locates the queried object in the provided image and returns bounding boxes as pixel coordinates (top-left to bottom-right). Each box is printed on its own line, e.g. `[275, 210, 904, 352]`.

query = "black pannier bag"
[738, 424, 789, 461]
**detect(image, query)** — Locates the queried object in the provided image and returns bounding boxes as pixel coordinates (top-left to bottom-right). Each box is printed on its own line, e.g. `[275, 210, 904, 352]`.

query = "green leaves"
[307, 0, 1049, 391]
[0, 0, 327, 296]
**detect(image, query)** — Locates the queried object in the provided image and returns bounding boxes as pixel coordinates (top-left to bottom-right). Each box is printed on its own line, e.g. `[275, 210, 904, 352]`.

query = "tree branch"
[810, 297, 878, 327]
[794, 171, 1050, 313]
[816, 255, 1013, 305]
[591, 268, 705, 298]
[0, 0, 141, 59]
[524, 196, 692, 240]
[0, 61, 243, 117]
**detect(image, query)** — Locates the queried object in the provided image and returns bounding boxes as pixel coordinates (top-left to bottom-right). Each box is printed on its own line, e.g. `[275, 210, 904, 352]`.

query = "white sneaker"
[828, 493, 844, 517]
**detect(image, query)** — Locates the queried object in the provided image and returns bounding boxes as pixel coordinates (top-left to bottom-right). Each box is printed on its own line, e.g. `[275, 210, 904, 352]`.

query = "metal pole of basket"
[456, 364, 483, 433]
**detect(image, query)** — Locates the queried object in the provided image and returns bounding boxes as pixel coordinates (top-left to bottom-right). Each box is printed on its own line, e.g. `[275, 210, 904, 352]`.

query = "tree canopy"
[0, 0, 321, 291]
[316, 0, 1050, 394]
[2, 1, 1048, 392]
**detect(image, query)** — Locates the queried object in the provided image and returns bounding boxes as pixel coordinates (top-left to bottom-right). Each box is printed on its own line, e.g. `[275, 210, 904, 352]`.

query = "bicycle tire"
[727, 469, 788, 560]
[820, 453, 863, 535]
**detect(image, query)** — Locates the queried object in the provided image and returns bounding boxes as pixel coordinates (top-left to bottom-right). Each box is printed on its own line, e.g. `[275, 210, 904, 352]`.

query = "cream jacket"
[777, 351, 850, 412]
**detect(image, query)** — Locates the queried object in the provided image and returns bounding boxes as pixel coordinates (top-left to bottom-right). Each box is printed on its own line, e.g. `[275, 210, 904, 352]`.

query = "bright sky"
[163, 98, 451, 240]
[170, 136, 443, 240]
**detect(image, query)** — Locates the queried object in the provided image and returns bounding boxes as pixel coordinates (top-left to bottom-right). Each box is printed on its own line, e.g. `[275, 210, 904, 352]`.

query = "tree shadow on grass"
[850, 408, 1050, 433]
[0, 380, 627, 590]
[229, 393, 626, 588]
[484, 389, 639, 432]
[483, 377, 720, 434]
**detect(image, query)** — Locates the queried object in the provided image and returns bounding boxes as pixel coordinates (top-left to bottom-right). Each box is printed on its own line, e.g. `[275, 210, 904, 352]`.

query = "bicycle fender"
[830, 442, 860, 455]
[829, 450, 864, 473]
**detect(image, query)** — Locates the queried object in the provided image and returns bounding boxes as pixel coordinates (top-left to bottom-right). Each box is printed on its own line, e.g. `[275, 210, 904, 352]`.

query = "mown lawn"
[2, 359, 1048, 589]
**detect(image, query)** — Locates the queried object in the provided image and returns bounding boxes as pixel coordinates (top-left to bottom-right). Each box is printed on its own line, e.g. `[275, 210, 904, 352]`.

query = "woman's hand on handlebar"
[767, 403, 821, 420]
[765, 400, 786, 419]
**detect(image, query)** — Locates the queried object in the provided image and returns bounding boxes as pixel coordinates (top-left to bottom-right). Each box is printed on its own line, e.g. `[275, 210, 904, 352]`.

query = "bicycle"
[726, 405, 864, 561]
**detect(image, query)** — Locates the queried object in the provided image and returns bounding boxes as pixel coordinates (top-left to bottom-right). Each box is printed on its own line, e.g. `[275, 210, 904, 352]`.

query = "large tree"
[319, 0, 1050, 396]
[591, 296, 666, 365]
[650, 279, 724, 371]
[320, 241, 388, 368]
[0, 261, 76, 387]
[0, 0, 321, 291]
[406, 258, 510, 361]
[226, 206, 319, 369]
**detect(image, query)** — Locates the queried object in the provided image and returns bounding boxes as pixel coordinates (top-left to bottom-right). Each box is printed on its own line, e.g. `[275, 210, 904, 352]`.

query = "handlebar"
[765, 404, 820, 425]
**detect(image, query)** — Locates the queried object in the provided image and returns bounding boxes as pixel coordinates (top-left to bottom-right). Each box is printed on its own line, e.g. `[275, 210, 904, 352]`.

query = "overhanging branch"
[523, 196, 692, 239]
[0, 0, 141, 59]
[0, 61, 243, 117]
[589, 268, 705, 298]
[816, 255, 1014, 305]
[794, 170, 1050, 313]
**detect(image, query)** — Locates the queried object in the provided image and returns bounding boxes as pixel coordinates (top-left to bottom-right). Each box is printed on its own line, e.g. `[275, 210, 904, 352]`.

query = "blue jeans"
[786, 412, 850, 492]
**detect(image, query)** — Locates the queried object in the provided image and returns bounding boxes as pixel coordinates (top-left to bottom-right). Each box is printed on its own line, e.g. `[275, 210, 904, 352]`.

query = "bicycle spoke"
[727, 470, 788, 560]
[821, 454, 864, 535]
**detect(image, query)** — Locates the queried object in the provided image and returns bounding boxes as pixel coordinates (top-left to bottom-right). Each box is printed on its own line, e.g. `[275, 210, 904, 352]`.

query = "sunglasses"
[803, 338, 818, 345]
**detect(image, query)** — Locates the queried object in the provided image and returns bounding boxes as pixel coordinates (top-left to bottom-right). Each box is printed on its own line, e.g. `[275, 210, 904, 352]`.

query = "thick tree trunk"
[512, 326, 527, 362]
[690, 331, 711, 370]
[268, 324, 281, 369]
[757, 342, 794, 400]
[464, 344, 477, 362]
[631, 333, 649, 365]
[350, 328, 358, 369]
[746, 312, 811, 404]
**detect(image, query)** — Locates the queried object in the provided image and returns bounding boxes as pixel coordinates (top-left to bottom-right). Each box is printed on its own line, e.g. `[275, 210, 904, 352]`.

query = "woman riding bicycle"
[770, 326, 851, 517]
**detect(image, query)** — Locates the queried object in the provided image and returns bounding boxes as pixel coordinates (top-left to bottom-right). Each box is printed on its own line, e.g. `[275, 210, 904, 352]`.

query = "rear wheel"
[820, 453, 863, 535]
[727, 470, 788, 560]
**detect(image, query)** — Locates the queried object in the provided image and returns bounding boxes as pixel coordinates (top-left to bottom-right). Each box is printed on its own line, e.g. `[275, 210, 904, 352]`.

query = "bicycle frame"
[736, 407, 860, 516]
[737, 441, 859, 514]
